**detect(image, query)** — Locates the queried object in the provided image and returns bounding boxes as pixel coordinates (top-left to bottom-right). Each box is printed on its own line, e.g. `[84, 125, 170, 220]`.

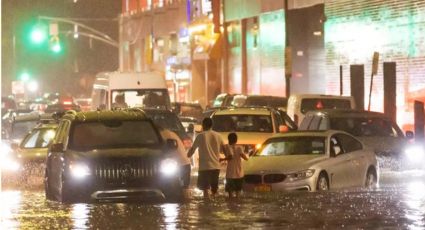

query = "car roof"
[13, 113, 42, 122]
[140, 108, 175, 115]
[289, 94, 353, 99]
[270, 130, 344, 138]
[305, 109, 389, 118]
[62, 109, 148, 122]
[213, 107, 272, 115]
[34, 122, 58, 129]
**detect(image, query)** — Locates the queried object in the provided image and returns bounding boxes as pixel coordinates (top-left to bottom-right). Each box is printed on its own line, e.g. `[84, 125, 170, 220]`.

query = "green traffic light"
[51, 43, 62, 53]
[30, 27, 47, 44]
[19, 72, 31, 82]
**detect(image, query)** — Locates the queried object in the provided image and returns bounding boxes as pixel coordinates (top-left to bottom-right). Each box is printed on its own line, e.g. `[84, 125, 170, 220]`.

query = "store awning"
[193, 34, 222, 60]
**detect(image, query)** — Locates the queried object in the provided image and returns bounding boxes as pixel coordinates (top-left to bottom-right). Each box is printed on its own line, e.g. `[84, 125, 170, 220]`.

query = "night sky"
[1, 0, 121, 96]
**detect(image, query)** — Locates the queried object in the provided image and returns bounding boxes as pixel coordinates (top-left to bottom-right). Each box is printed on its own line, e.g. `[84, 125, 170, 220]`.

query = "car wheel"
[58, 173, 74, 203]
[365, 168, 377, 188]
[316, 172, 329, 191]
[44, 169, 54, 200]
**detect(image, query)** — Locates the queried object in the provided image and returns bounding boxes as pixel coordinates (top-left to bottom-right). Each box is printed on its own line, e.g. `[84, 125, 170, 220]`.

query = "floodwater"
[1, 170, 425, 229]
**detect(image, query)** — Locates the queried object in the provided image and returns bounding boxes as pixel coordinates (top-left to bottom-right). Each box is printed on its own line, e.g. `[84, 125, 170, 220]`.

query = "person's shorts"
[225, 178, 244, 192]
[197, 169, 220, 193]
[180, 164, 191, 189]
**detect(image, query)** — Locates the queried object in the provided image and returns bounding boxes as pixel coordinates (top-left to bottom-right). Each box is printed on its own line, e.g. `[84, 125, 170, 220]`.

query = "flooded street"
[0, 170, 424, 229]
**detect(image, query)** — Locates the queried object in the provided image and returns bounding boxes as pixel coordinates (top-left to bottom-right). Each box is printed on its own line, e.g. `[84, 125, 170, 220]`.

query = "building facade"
[223, 0, 325, 97]
[324, 0, 425, 130]
[120, 0, 221, 106]
[119, 0, 425, 130]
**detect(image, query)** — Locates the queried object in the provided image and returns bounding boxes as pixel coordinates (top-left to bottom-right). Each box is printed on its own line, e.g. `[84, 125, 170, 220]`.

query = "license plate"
[254, 184, 271, 192]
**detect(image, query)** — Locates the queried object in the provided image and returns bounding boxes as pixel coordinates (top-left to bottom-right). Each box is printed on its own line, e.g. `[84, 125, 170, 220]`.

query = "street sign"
[49, 23, 58, 36]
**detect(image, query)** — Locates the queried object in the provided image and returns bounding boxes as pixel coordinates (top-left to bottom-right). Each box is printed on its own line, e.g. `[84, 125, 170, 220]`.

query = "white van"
[286, 94, 356, 125]
[91, 71, 171, 110]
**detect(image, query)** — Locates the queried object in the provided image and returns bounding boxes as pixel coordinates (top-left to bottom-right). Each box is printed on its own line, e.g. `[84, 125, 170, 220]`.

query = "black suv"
[44, 109, 183, 203]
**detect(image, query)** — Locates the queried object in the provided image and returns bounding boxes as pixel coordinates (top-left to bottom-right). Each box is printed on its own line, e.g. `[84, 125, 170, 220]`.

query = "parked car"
[231, 95, 287, 109]
[141, 108, 193, 150]
[243, 130, 378, 192]
[203, 93, 238, 119]
[2, 109, 36, 139]
[298, 109, 414, 170]
[44, 109, 184, 203]
[286, 94, 356, 125]
[1, 96, 17, 116]
[2, 113, 42, 144]
[172, 102, 203, 123]
[211, 93, 235, 108]
[44, 101, 81, 114]
[210, 107, 296, 154]
[74, 98, 92, 111]
[2, 120, 58, 184]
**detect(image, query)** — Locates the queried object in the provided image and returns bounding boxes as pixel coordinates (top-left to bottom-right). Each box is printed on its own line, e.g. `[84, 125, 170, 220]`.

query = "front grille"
[264, 174, 286, 183]
[244, 174, 262, 184]
[94, 157, 159, 183]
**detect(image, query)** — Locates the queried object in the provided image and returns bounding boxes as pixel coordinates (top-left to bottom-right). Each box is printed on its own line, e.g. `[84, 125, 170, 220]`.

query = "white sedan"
[243, 130, 378, 192]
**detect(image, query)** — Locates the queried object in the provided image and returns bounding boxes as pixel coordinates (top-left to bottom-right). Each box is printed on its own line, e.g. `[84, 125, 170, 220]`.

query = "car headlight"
[255, 143, 262, 150]
[1, 157, 20, 172]
[404, 145, 425, 162]
[160, 158, 179, 176]
[287, 169, 315, 182]
[0, 142, 12, 157]
[69, 163, 91, 179]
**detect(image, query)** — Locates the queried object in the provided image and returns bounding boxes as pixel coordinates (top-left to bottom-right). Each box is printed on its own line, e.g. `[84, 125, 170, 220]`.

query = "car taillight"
[183, 138, 192, 149]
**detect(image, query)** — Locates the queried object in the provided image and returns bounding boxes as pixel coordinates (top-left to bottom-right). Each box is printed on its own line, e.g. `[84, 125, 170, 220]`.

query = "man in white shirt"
[187, 117, 225, 198]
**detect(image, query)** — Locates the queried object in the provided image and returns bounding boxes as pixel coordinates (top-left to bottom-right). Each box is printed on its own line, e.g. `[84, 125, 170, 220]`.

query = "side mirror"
[194, 124, 202, 133]
[166, 139, 178, 150]
[406, 131, 414, 140]
[279, 125, 289, 133]
[50, 143, 64, 152]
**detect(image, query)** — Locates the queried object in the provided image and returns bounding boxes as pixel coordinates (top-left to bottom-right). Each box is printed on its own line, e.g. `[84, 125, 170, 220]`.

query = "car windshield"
[144, 111, 186, 138]
[21, 128, 56, 148]
[178, 105, 203, 120]
[330, 117, 400, 137]
[69, 120, 161, 150]
[212, 114, 273, 133]
[11, 121, 38, 140]
[112, 89, 170, 110]
[212, 95, 225, 107]
[300, 99, 351, 114]
[257, 136, 326, 156]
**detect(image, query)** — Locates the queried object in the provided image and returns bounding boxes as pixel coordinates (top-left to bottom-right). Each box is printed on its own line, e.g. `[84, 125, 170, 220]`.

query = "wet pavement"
[1, 170, 425, 229]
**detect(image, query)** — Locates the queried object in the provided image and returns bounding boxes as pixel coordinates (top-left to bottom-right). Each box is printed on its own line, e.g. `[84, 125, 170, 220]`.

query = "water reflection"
[0, 191, 21, 229]
[161, 203, 178, 230]
[404, 181, 425, 229]
[2, 170, 425, 229]
[72, 203, 90, 229]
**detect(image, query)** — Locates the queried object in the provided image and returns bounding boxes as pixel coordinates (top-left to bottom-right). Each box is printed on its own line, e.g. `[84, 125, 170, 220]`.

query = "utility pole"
[284, 0, 292, 97]
[38, 16, 119, 48]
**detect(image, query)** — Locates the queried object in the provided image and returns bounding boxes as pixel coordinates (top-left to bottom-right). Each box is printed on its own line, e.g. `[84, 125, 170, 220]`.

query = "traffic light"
[19, 71, 31, 82]
[49, 36, 62, 53]
[29, 24, 48, 45]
